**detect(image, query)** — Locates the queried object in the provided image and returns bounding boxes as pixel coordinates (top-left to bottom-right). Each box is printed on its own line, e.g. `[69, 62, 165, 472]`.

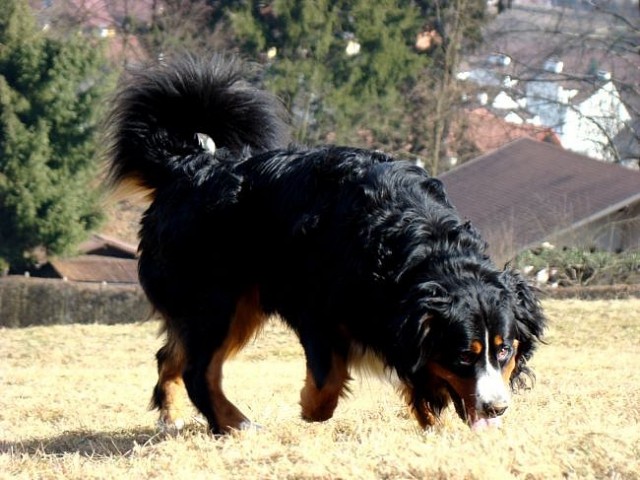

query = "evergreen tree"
[0, 0, 110, 271]
[229, 0, 430, 149]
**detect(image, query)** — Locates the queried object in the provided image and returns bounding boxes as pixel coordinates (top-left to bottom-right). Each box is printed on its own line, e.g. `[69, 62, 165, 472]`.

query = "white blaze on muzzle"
[472, 330, 510, 429]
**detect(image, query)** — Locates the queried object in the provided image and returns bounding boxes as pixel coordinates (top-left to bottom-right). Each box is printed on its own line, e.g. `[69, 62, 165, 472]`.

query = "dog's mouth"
[429, 361, 509, 431]
[446, 383, 503, 431]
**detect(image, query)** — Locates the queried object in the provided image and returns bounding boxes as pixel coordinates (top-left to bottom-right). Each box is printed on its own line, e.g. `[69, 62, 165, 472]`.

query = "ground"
[1, 299, 639, 479]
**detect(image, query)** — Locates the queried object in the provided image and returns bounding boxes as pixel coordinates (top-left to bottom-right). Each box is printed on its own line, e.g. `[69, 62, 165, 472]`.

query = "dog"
[105, 54, 545, 434]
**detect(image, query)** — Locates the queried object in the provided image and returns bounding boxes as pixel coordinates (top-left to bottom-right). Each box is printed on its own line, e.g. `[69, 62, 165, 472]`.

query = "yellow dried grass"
[1, 299, 639, 479]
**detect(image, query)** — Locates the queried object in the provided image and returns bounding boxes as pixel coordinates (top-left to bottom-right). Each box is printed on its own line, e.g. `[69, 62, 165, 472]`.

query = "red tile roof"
[450, 108, 561, 156]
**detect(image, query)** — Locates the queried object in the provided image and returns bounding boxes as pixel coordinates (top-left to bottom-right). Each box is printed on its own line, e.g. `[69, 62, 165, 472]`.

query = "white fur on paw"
[239, 420, 263, 431]
[157, 417, 185, 433]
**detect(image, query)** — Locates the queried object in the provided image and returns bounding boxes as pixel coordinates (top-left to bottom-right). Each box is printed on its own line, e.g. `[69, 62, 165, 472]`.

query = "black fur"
[106, 54, 545, 433]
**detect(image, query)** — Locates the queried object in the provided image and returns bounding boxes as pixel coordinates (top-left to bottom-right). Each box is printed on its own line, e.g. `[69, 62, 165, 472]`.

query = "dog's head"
[403, 268, 545, 430]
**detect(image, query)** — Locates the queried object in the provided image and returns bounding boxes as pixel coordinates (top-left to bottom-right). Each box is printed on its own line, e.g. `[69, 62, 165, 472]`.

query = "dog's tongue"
[471, 417, 502, 431]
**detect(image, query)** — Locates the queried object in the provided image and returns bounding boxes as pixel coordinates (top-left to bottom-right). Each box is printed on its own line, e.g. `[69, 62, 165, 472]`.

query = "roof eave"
[520, 192, 640, 252]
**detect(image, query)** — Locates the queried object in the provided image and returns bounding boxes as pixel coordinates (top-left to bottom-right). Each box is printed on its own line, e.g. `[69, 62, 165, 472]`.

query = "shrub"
[514, 247, 640, 286]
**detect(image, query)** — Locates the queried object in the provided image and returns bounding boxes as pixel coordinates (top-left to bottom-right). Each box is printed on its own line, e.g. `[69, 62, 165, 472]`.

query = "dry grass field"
[1, 299, 639, 479]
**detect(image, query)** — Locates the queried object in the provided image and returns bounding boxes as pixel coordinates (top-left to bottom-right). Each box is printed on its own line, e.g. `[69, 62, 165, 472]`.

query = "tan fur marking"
[104, 175, 154, 203]
[156, 337, 189, 427]
[470, 340, 483, 354]
[428, 362, 477, 421]
[205, 349, 252, 432]
[204, 287, 268, 432]
[224, 287, 268, 359]
[502, 339, 520, 383]
[494, 334, 504, 347]
[399, 383, 439, 428]
[300, 354, 351, 422]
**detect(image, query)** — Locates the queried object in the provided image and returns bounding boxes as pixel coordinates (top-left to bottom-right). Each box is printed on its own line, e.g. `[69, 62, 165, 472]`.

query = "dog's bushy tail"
[105, 54, 290, 194]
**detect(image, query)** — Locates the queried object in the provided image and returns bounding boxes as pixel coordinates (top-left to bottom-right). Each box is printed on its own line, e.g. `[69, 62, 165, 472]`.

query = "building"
[34, 234, 139, 284]
[440, 138, 640, 263]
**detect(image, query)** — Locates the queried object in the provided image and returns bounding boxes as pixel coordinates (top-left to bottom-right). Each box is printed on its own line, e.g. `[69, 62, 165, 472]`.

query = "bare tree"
[407, 0, 488, 175]
[31, 1, 235, 67]
[455, 0, 640, 167]
[143, 0, 233, 59]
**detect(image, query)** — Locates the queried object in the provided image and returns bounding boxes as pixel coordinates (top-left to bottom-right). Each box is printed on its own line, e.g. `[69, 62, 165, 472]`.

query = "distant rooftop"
[440, 138, 640, 257]
[49, 255, 138, 284]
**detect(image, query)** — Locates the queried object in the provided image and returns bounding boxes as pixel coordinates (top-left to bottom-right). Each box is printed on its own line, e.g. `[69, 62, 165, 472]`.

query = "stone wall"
[1, 276, 637, 328]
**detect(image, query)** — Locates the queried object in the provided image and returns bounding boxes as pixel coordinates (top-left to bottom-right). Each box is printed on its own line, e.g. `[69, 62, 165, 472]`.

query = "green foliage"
[226, 0, 490, 169]
[229, 0, 430, 147]
[0, 0, 112, 271]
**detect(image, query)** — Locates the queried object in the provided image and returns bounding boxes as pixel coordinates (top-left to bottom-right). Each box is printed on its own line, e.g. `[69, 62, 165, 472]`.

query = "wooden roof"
[78, 233, 138, 258]
[440, 138, 640, 255]
[49, 256, 138, 284]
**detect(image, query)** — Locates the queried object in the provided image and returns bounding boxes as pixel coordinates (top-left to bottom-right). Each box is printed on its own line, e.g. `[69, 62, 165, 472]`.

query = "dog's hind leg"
[152, 330, 190, 432]
[183, 288, 267, 434]
[201, 343, 253, 433]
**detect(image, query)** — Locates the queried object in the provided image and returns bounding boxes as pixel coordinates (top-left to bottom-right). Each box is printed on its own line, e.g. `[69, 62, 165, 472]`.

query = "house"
[34, 234, 139, 284]
[31, 0, 151, 65]
[525, 72, 631, 162]
[456, 3, 639, 165]
[447, 107, 561, 165]
[77, 233, 137, 258]
[458, 59, 633, 163]
[439, 138, 640, 263]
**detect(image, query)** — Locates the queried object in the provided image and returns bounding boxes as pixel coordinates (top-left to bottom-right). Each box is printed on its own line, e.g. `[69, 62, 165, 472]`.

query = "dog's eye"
[458, 351, 479, 366]
[497, 345, 512, 362]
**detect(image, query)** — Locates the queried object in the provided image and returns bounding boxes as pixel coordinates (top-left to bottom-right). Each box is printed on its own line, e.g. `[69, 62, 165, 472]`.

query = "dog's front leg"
[152, 335, 190, 432]
[401, 379, 459, 430]
[299, 347, 351, 422]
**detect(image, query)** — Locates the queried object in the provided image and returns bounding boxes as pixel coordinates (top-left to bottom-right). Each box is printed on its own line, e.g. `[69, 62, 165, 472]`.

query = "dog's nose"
[482, 402, 508, 418]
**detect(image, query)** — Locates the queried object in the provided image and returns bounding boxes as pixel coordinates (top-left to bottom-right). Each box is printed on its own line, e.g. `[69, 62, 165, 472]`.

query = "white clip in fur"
[196, 133, 216, 154]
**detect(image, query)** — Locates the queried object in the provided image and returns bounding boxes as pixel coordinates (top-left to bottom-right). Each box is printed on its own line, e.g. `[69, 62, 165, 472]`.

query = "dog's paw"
[157, 416, 186, 434]
[238, 420, 263, 431]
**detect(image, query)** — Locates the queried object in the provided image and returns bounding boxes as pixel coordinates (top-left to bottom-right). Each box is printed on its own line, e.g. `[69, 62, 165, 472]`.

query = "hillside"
[101, 200, 146, 246]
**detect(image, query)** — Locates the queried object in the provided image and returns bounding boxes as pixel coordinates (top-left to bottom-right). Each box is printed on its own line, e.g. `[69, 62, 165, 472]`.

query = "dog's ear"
[500, 268, 546, 389]
[398, 281, 452, 375]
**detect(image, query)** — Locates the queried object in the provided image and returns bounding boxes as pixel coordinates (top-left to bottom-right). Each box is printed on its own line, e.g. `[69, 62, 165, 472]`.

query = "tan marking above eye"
[494, 334, 504, 347]
[470, 340, 483, 354]
[501, 339, 520, 382]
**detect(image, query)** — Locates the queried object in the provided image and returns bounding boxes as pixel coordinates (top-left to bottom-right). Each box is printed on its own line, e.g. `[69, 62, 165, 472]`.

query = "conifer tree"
[230, 0, 430, 148]
[0, 0, 110, 272]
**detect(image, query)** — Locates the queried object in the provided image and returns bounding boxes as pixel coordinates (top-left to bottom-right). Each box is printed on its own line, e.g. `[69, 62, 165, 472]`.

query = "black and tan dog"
[105, 55, 545, 434]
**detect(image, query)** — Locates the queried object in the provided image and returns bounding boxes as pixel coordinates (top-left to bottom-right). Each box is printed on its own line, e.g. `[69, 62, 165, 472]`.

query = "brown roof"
[78, 233, 138, 258]
[49, 255, 138, 284]
[440, 138, 640, 255]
